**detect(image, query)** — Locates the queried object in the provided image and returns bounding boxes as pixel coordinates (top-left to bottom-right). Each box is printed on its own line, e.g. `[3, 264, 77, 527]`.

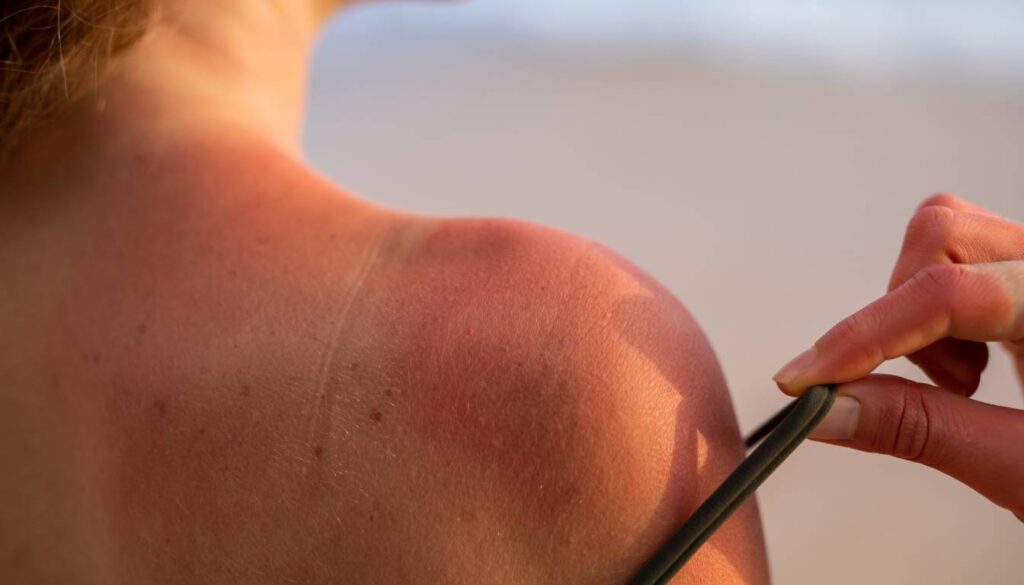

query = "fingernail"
[809, 396, 860, 441]
[773, 347, 818, 386]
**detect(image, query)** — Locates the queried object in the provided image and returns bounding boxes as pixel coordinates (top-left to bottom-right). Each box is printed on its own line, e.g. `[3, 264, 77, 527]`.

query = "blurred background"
[303, 1, 1024, 582]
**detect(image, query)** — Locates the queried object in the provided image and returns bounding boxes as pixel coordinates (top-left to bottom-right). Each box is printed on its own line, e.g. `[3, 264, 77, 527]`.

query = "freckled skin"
[0, 138, 768, 583]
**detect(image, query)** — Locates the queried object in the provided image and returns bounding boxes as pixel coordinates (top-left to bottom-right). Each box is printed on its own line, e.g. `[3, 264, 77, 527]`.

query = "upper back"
[0, 142, 768, 584]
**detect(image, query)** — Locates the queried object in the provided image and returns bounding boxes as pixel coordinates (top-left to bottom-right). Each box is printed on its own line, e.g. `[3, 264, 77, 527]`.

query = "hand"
[773, 194, 1024, 521]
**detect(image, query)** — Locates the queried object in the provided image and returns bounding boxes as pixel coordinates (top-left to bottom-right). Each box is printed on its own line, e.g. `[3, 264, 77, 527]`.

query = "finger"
[905, 338, 988, 396]
[809, 374, 1024, 521]
[916, 192, 999, 218]
[888, 204, 1024, 291]
[775, 261, 1024, 393]
[887, 199, 1022, 396]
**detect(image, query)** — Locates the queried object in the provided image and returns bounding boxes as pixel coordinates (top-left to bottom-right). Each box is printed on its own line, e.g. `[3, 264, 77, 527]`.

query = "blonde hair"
[1, 1, 153, 156]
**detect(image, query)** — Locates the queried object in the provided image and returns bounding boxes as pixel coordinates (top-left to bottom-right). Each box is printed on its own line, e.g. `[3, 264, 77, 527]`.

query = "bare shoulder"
[361, 216, 770, 583]
[0, 146, 768, 583]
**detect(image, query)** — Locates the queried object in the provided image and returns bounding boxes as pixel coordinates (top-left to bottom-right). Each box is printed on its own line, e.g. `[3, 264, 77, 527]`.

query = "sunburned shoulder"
[355, 216, 770, 583]
[15, 189, 767, 583]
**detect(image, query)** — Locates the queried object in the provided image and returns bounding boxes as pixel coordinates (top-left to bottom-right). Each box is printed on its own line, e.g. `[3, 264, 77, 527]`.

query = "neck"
[5, 0, 332, 181]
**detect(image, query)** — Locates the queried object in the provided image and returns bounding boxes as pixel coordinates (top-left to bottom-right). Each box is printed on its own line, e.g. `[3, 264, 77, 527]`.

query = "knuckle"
[969, 264, 1022, 338]
[890, 389, 933, 462]
[910, 263, 964, 300]
[904, 205, 958, 252]
[918, 192, 964, 211]
[889, 388, 960, 467]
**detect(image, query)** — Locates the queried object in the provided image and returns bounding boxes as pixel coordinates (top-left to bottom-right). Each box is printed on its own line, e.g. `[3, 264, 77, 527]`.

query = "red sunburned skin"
[7, 138, 768, 583]
[357, 218, 764, 580]
[379, 221, 633, 533]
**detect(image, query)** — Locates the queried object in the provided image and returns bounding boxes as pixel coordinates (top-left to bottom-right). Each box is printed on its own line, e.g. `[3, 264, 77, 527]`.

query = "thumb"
[809, 374, 1024, 521]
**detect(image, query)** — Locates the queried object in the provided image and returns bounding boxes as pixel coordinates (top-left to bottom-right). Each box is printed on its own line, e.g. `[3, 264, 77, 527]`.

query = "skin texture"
[775, 194, 1024, 522]
[0, 138, 769, 583]
[0, 1, 770, 582]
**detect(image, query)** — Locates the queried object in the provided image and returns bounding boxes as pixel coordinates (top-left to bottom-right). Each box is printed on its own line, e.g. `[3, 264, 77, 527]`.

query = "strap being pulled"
[628, 385, 837, 585]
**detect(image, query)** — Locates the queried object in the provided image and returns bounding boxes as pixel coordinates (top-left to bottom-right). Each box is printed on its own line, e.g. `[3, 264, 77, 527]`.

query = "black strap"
[628, 385, 837, 585]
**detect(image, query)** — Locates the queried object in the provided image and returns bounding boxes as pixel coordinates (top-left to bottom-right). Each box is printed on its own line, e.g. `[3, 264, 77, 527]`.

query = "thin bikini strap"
[628, 385, 837, 585]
